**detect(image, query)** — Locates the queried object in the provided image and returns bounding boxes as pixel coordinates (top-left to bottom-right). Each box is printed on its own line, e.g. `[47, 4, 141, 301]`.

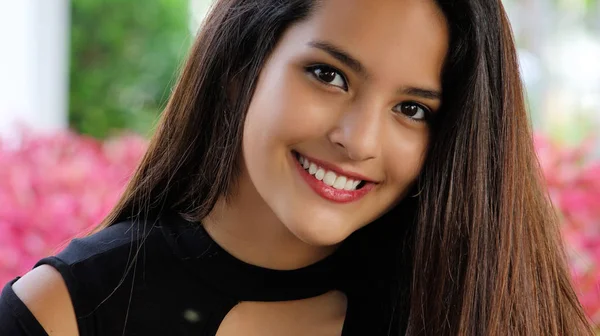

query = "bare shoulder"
[12, 264, 79, 336]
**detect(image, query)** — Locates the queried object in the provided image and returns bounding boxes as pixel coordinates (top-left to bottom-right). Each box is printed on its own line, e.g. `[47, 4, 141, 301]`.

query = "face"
[241, 0, 449, 246]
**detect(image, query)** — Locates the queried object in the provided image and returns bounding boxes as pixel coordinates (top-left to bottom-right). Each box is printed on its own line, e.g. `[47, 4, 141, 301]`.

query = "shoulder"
[12, 265, 78, 335]
[48, 219, 172, 308]
[56, 219, 150, 265]
[40, 220, 155, 298]
[12, 219, 170, 335]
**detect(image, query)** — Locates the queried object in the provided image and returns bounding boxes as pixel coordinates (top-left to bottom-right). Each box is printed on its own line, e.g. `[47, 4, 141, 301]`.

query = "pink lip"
[292, 152, 375, 204]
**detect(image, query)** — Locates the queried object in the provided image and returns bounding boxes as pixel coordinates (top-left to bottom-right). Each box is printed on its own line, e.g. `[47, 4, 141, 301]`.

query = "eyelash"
[305, 64, 433, 123]
[392, 102, 432, 123]
[305, 64, 349, 91]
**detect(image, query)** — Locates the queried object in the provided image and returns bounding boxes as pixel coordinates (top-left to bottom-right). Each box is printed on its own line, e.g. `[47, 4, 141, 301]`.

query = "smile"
[292, 151, 375, 203]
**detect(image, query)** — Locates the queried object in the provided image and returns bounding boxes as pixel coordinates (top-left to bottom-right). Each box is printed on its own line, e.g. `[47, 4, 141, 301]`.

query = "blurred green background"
[69, 0, 191, 138]
[68, 0, 600, 148]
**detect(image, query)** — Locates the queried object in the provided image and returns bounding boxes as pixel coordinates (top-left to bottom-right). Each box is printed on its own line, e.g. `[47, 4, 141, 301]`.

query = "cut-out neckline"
[159, 212, 351, 335]
[215, 290, 348, 336]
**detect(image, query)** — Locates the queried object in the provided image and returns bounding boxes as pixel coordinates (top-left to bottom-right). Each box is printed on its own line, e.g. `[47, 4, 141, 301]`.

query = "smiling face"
[241, 0, 449, 246]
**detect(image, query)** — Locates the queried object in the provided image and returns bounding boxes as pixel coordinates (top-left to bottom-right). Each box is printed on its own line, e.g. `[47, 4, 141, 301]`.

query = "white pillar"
[0, 0, 70, 140]
[189, 0, 213, 33]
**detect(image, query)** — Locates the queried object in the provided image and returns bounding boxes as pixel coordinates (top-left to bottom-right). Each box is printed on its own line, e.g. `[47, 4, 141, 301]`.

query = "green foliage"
[69, 0, 191, 138]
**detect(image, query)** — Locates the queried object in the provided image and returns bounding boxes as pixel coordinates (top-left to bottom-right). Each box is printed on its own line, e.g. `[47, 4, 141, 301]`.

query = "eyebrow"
[307, 40, 442, 101]
[308, 40, 367, 77]
[400, 86, 442, 101]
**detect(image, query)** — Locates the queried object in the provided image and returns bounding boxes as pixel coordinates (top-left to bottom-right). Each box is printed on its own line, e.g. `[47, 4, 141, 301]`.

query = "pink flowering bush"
[535, 135, 600, 324]
[0, 131, 147, 285]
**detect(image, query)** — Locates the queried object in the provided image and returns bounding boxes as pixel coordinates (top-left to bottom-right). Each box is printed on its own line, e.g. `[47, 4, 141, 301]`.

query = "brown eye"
[393, 102, 430, 122]
[306, 65, 348, 91]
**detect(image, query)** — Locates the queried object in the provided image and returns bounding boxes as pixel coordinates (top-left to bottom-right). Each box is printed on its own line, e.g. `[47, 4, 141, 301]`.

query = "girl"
[1, 0, 594, 335]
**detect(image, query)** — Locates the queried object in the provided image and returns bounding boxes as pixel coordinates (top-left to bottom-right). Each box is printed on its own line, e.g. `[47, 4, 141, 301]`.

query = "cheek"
[384, 125, 429, 187]
[245, 64, 339, 146]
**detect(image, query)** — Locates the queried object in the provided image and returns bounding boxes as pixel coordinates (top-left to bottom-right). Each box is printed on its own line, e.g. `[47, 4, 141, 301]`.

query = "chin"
[284, 215, 355, 247]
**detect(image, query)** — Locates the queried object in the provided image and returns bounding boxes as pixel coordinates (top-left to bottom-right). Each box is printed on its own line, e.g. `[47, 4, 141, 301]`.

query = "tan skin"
[12, 0, 448, 334]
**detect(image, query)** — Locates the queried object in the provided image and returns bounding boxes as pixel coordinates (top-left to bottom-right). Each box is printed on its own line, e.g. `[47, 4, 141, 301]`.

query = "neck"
[202, 170, 337, 270]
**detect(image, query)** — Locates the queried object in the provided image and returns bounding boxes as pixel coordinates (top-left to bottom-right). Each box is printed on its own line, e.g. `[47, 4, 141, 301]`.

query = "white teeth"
[315, 168, 325, 181]
[333, 176, 347, 190]
[296, 154, 363, 191]
[323, 171, 337, 186]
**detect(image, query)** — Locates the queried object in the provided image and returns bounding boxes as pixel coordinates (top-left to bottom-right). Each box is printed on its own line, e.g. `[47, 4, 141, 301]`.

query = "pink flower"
[0, 130, 147, 285]
[535, 134, 600, 324]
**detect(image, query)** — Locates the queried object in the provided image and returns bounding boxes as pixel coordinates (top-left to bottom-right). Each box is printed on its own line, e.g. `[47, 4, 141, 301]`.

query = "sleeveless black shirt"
[0, 212, 398, 335]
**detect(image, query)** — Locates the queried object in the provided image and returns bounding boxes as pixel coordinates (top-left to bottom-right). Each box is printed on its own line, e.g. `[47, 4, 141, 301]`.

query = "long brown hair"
[96, 0, 594, 334]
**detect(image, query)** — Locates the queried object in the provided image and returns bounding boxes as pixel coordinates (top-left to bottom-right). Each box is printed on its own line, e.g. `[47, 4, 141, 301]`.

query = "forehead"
[282, 0, 449, 88]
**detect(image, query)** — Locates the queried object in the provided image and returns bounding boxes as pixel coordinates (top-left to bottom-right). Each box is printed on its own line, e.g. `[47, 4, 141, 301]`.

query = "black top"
[0, 212, 400, 335]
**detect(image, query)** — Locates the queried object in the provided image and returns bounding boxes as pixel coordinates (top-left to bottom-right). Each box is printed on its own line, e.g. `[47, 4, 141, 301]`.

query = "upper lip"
[295, 151, 378, 183]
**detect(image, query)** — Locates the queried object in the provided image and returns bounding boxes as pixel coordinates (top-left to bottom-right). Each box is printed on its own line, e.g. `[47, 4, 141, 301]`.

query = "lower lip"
[292, 153, 375, 204]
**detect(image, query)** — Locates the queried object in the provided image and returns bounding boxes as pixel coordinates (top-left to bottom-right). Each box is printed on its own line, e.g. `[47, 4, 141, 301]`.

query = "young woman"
[1, 0, 594, 335]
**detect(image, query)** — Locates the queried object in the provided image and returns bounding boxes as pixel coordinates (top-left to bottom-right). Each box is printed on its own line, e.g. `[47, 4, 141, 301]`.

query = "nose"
[327, 101, 382, 161]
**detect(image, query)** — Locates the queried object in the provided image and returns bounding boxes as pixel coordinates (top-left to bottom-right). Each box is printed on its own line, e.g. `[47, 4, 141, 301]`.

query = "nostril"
[334, 141, 346, 149]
